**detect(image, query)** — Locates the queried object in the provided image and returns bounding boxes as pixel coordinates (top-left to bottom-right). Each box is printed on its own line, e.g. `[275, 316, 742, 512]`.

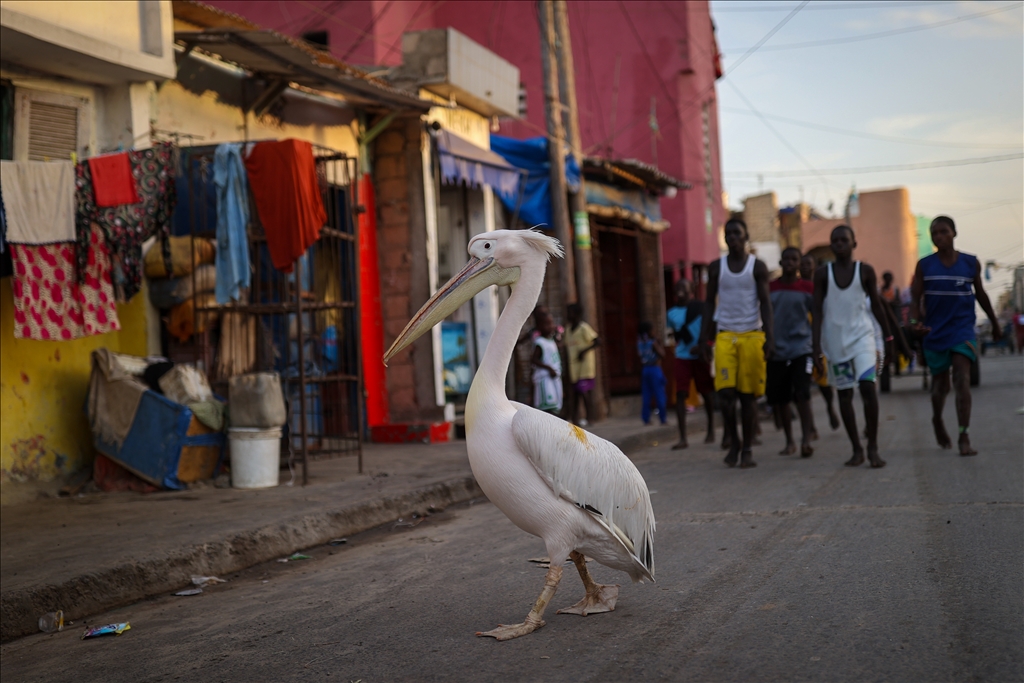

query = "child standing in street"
[910, 215, 1002, 455]
[812, 225, 892, 468]
[531, 312, 563, 415]
[768, 247, 816, 458]
[667, 279, 715, 449]
[566, 303, 600, 426]
[637, 321, 667, 425]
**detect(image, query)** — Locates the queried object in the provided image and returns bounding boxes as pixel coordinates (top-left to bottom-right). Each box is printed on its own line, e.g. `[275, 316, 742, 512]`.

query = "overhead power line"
[719, 106, 1023, 150]
[725, 153, 1024, 177]
[724, 80, 833, 201]
[713, 1, 956, 12]
[722, 2, 1022, 53]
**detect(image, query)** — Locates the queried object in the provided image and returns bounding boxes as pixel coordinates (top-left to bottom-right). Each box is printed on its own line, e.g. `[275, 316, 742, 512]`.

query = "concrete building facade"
[204, 0, 727, 279]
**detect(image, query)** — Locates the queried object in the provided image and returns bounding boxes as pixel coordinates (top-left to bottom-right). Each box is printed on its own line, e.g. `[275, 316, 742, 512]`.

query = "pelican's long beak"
[383, 257, 519, 364]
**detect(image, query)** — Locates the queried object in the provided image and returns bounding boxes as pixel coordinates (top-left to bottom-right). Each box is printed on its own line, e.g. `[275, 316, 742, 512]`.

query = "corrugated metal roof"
[583, 156, 690, 193]
[172, 1, 430, 111]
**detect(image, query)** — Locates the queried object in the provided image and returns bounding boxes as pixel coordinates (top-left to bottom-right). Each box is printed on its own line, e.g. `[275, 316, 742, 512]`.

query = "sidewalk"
[0, 415, 680, 641]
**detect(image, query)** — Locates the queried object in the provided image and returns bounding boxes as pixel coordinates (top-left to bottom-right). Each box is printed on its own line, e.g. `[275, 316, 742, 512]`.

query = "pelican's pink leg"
[477, 564, 563, 641]
[557, 551, 619, 615]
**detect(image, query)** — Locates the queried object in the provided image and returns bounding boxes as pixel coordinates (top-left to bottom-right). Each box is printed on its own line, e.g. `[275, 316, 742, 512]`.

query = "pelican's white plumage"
[510, 405, 654, 581]
[384, 229, 655, 640]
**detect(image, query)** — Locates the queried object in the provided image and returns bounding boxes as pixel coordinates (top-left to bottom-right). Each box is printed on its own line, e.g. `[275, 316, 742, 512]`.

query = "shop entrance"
[595, 225, 641, 395]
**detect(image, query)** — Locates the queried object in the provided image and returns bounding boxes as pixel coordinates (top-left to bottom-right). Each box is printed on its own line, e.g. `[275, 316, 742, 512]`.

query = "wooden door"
[597, 228, 641, 394]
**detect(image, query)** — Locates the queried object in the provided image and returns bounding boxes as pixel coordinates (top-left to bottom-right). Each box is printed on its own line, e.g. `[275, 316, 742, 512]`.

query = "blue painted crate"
[94, 390, 225, 490]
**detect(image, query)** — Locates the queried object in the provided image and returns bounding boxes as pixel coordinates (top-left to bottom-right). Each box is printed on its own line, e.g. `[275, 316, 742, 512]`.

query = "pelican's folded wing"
[510, 402, 655, 578]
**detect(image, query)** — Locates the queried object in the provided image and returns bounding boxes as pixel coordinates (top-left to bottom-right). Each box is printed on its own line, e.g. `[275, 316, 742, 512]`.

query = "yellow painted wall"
[0, 277, 149, 483]
[3, 0, 144, 49]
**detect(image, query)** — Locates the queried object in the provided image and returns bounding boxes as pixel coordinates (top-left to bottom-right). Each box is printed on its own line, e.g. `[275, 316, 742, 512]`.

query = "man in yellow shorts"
[699, 218, 775, 468]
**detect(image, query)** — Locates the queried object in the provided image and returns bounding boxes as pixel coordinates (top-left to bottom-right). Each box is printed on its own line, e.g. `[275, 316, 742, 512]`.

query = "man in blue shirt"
[667, 280, 715, 449]
[910, 215, 1002, 456]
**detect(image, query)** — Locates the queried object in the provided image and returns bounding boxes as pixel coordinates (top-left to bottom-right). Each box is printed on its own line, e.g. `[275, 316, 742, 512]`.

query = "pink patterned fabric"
[11, 227, 120, 340]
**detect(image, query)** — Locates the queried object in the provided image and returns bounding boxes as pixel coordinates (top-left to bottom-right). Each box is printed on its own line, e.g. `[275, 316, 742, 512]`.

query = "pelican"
[384, 229, 655, 641]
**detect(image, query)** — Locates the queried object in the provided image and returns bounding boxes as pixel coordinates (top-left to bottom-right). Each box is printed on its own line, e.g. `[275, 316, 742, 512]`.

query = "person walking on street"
[637, 321, 668, 425]
[565, 303, 600, 426]
[699, 218, 775, 469]
[531, 312, 563, 415]
[768, 247, 816, 458]
[910, 215, 1002, 456]
[800, 254, 840, 436]
[667, 279, 715, 449]
[812, 225, 892, 468]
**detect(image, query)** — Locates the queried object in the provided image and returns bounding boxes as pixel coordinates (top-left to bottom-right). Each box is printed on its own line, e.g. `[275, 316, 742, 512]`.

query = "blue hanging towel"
[213, 143, 251, 304]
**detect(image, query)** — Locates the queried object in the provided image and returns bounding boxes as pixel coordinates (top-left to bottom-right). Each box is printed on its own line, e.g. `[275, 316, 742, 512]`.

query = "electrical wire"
[713, 1, 958, 12]
[724, 80, 834, 202]
[725, 152, 1024, 177]
[719, 106, 1023, 150]
[722, 2, 1023, 53]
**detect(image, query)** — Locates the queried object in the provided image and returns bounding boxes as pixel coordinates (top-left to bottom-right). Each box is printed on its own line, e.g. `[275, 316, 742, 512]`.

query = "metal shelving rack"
[180, 144, 363, 484]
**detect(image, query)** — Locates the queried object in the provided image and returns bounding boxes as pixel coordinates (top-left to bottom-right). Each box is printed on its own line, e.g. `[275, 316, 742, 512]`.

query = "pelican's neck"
[469, 261, 546, 406]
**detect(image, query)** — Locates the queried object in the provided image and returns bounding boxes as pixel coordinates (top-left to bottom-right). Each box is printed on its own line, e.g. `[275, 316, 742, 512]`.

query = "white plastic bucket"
[228, 427, 282, 489]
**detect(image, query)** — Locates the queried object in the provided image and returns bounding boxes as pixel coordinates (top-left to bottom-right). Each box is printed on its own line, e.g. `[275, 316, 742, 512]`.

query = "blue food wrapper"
[82, 622, 131, 639]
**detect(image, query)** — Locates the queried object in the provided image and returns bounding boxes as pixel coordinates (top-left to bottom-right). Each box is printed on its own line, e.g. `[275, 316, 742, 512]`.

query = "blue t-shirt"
[920, 252, 978, 350]
[667, 303, 703, 360]
[637, 335, 659, 366]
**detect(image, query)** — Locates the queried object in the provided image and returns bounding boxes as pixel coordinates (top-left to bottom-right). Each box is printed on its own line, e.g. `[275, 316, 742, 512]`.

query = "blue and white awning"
[435, 129, 522, 201]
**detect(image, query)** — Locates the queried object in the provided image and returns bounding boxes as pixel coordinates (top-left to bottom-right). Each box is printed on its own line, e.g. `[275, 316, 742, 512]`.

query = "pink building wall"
[208, 1, 725, 269]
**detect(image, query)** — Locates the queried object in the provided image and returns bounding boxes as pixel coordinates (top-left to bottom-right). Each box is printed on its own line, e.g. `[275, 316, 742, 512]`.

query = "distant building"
[800, 188, 918, 289]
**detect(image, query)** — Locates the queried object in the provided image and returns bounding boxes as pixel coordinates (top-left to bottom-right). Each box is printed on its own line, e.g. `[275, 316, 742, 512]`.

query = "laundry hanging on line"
[75, 142, 177, 302]
[10, 226, 120, 341]
[0, 160, 76, 244]
[213, 143, 251, 304]
[88, 152, 141, 207]
[243, 139, 326, 274]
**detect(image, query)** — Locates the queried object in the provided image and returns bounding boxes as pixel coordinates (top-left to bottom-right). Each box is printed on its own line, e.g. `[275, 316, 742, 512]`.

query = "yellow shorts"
[812, 353, 830, 387]
[714, 331, 766, 395]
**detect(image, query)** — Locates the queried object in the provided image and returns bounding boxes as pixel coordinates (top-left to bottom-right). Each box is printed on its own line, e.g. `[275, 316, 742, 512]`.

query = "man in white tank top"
[812, 225, 892, 469]
[698, 219, 775, 469]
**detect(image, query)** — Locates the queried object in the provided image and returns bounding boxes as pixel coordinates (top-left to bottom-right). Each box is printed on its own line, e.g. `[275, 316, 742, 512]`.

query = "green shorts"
[924, 340, 976, 375]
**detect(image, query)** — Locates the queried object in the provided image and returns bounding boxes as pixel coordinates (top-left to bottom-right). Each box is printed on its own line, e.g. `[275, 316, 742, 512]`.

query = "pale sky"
[711, 0, 1023, 302]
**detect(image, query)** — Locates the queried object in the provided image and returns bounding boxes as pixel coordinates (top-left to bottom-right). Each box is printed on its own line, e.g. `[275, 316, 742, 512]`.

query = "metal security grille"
[27, 101, 78, 161]
[175, 144, 363, 484]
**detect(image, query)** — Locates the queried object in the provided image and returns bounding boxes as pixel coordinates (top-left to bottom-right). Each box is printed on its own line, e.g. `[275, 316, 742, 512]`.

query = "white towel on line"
[0, 160, 77, 244]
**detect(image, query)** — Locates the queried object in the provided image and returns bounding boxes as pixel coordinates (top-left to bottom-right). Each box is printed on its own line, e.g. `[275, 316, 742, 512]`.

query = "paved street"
[2, 355, 1021, 683]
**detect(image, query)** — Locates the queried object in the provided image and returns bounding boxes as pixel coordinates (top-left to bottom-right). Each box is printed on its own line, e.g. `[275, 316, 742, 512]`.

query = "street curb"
[0, 476, 482, 642]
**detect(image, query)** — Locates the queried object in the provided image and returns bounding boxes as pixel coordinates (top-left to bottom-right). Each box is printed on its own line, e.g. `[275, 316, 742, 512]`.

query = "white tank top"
[822, 262, 876, 362]
[717, 254, 761, 333]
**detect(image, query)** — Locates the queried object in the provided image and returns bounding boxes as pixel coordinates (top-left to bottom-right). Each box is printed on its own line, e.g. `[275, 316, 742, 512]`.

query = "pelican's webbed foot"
[557, 583, 619, 615]
[477, 614, 545, 641]
[557, 550, 620, 616]
[477, 564, 563, 641]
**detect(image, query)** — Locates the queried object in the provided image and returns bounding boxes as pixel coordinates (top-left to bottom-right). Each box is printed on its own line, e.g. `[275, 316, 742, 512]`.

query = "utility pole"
[538, 0, 576, 307]
[553, 0, 605, 419]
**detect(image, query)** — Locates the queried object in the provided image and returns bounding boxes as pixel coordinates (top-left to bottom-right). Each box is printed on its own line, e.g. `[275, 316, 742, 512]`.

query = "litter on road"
[174, 588, 203, 596]
[82, 623, 131, 639]
[191, 575, 227, 586]
[38, 611, 63, 633]
[277, 553, 312, 563]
